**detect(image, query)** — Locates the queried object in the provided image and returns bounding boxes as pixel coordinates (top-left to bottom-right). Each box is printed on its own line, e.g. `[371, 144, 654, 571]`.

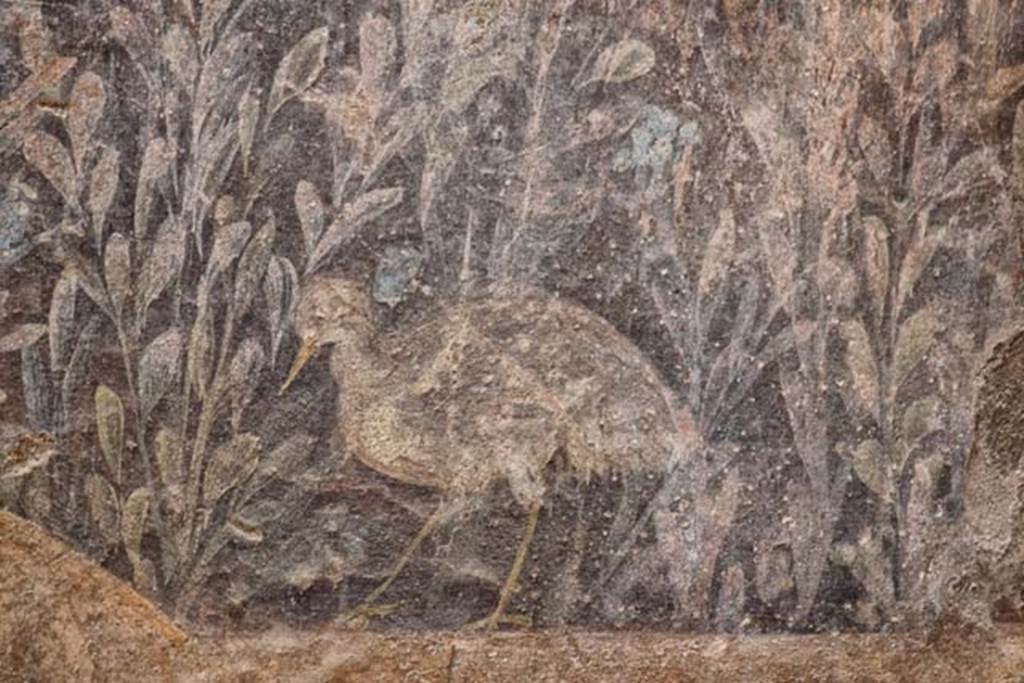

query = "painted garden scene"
[3, 1, 1024, 675]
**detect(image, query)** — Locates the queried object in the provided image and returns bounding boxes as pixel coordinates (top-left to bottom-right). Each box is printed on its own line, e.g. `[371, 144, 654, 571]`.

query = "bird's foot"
[335, 602, 401, 630]
[461, 611, 532, 632]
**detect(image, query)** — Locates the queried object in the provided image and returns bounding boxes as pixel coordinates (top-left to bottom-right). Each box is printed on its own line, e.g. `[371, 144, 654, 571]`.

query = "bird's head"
[280, 276, 372, 394]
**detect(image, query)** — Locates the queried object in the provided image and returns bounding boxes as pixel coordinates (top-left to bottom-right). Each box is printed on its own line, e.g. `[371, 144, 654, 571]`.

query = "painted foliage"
[0, 0, 1022, 632]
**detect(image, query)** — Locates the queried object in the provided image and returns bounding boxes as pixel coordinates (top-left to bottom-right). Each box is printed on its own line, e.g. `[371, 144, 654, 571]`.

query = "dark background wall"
[1, 0, 1023, 634]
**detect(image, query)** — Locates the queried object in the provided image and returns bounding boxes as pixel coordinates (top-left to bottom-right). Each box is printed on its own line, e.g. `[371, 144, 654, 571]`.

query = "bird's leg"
[465, 499, 541, 631]
[340, 500, 450, 624]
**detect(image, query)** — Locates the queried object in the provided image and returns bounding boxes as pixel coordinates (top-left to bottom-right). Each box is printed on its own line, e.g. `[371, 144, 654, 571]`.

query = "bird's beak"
[280, 337, 319, 395]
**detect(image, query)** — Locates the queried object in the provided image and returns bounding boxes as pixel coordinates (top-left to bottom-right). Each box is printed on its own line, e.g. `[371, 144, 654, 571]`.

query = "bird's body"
[339, 289, 680, 504]
[962, 330, 1024, 621]
[283, 278, 687, 628]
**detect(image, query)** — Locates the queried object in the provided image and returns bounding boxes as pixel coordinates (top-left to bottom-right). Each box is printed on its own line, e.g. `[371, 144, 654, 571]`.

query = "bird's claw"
[336, 602, 401, 629]
[461, 612, 532, 632]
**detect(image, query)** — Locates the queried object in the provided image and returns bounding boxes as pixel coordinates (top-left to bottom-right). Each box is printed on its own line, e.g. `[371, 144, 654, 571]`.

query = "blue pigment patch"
[614, 105, 699, 185]
[0, 190, 30, 267]
[373, 245, 424, 307]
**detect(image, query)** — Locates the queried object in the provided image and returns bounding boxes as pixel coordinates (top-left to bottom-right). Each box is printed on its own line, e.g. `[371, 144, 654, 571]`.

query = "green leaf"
[757, 217, 796, 304]
[153, 427, 185, 516]
[66, 257, 111, 317]
[849, 439, 887, 501]
[892, 306, 939, 391]
[358, 14, 395, 96]
[441, 50, 519, 114]
[294, 180, 325, 258]
[20, 340, 51, 431]
[94, 385, 124, 483]
[238, 85, 260, 177]
[87, 145, 119, 252]
[755, 544, 794, 604]
[162, 23, 196, 88]
[901, 396, 943, 448]
[103, 232, 131, 321]
[202, 433, 260, 508]
[67, 71, 105, 171]
[588, 39, 655, 86]
[22, 130, 76, 208]
[47, 268, 78, 374]
[697, 208, 735, 297]
[22, 469, 51, 524]
[231, 215, 276, 318]
[136, 215, 185, 328]
[108, 7, 150, 70]
[268, 26, 328, 117]
[223, 337, 266, 430]
[186, 304, 215, 400]
[263, 255, 297, 365]
[204, 220, 252, 288]
[85, 474, 119, 547]
[138, 327, 183, 419]
[840, 320, 880, 422]
[133, 137, 173, 240]
[121, 487, 150, 586]
[241, 432, 314, 503]
[862, 216, 889, 321]
[307, 187, 403, 274]
[0, 324, 47, 354]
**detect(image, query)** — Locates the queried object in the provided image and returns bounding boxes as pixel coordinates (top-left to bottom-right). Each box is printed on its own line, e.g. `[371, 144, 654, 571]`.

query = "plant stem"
[115, 317, 171, 598]
[182, 307, 235, 572]
[882, 196, 905, 601]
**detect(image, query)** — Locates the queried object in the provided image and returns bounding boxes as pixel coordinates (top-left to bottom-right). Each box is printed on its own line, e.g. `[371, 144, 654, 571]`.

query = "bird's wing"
[373, 305, 559, 500]
[459, 292, 682, 476]
[366, 291, 683, 499]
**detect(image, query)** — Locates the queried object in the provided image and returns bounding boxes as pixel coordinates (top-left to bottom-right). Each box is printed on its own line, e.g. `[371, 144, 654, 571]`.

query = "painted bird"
[281, 275, 689, 629]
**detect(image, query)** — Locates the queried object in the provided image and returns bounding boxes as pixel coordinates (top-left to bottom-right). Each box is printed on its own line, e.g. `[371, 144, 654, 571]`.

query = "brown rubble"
[4, 511, 1024, 682]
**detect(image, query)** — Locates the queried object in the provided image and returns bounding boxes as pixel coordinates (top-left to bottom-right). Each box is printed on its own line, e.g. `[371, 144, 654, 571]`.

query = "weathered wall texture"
[2, 0, 1024, 647]
[5, 509, 1024, 682]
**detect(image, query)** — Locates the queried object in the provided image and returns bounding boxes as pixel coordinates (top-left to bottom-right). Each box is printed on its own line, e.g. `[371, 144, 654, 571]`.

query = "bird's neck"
[328, 333, 388, 398]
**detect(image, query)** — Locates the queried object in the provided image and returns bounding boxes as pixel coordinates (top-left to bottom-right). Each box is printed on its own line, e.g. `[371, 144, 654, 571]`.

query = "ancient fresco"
[1, 0, 1023, 636]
